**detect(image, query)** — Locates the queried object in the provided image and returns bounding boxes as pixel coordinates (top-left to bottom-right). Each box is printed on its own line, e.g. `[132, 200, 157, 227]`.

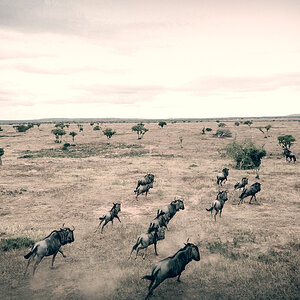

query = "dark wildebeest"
[142, 241, 200, 299]
[206, 190, 228, 221]
[283, 149, 296, 163]
[239, 182, 261, 204]
[24, 225, 75, 275]
[95, 203, 121, 233]
[234, 177, 248, 190]
[134, 182, 153, 200]
[130, 227, 165, 259]
[148, 212, 168, 233]
[157, 198, 185, 224]
[135, 174, 155, 191]
[217, 168, 229, 186]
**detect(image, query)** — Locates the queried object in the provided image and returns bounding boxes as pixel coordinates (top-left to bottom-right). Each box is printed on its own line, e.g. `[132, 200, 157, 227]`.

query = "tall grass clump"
[0, 237, 34, 252]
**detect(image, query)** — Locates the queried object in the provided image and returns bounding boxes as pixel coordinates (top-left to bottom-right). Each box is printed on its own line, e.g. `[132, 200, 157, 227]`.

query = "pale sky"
[0, 0, 300, 120]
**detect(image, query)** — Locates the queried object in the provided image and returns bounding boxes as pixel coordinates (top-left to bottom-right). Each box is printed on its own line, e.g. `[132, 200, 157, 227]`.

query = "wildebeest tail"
[206, 203, 215, 212]
[142, 275, 155, 281]
[24, 245, 37, 259]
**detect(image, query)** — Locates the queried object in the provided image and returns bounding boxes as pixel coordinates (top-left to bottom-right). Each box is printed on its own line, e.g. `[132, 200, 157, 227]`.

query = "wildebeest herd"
[22, 168, 264, 299]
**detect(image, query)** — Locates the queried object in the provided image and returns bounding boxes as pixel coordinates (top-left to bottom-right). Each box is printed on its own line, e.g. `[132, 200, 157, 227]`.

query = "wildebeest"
[206, 190, 228, 221]
[142, 241, 200, 299]
[95, 203, 121, 233]
[217, 168, 229, 186]
[130, 227, 165, 259]
[284, 149, 296, 163]
[239, 182, 261, 204]
[157, 198, 185, 224]
[24, 225, 75, 275]
[135, 173, 155, 191]
[234, 177, 248, 190]
[134, 182, 153, 200]
[148, 212, 168, 233]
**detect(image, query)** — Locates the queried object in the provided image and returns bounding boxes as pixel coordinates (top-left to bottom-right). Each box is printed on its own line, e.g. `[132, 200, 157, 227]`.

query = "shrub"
[214, 128, 232, 138]
[13, 124, 31, 133]
[235, 121, 240, 126]
[218, 122, 226, 127]
[103, 128, 116, 139]
[132, 124, 148, 139]
[226, 139, 266, 170]
[206, 128, 212, 132]
[93, 125, 101, 131]
[55, 122, 66, 129]
[158, 121, 167, 128]
[0, 126, 3, 131]
[278, 135, 295, 150]
[62, 143, 71, 150]
[0, 148, 4, 165]
[51, 128, 66, 143]
[243, 120, 253, 127]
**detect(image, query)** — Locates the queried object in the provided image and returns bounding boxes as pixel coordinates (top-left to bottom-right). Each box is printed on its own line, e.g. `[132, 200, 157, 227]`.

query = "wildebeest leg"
[58, 249, 66, 258]
[249, 195, 254, 204]
[147, 279, 162, 299]
[136, 246, 144, 258]
[24, 254, 34, 275]
[177, 273, 182, 282]
[95, 219, 104, 233]
[51, 251, 58, 267]
[32, 256, 42, 275]
[214, 211, 218, 221]
[154, 241, 158, 256]
[115, 215, 121, 223]
[143, 247, 148, 260]
[101, 221, 108, 233]
[220, 209, 222, 218]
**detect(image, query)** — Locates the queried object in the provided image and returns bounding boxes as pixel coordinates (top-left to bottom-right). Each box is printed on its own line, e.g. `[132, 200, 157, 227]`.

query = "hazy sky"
[0, 0, 300, 120]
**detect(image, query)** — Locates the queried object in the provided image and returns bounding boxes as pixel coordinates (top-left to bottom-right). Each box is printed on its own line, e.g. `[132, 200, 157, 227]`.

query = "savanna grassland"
[0, 120, 299, 300]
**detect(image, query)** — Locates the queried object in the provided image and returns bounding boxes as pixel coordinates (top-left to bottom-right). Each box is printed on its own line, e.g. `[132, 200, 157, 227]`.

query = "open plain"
[0, 120, 299, 300]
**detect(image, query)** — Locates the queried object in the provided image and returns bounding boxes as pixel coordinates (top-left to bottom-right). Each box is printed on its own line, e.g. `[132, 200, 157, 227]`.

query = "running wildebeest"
[24, 225, 75, 276]
[135, 174, 155, 191]
[135, 182, 153, 200]
[142, 241, 200, 299]
[148, 212, 168, 233]
[283, 149, 296, 163]
[239, 182, 261, 204]
[95, 203, 121, 233]
[234, 177, 248, 190]
[157, 198, 185, 224]
[206, 190, 228, 221]
[217, 168, 229, 186]
[130, 227, 165, 259]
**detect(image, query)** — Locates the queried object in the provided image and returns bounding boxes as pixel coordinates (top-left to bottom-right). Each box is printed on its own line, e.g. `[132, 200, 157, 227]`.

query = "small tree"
[218, 122, 226, 127]
[132, 124, 148, 139]
[206, 128, 212, 132]
[257, 127, 267, 138]
[179, 136, 183, 148]
[35, 123, 41, 130]
[0, 148, 4, 165]
[51, 129, 66, 143]
[226, 139, 266, 178]
[69, 131, 77, 142]
[93, 125, 101, 131]
[55, 122, 65, 129]
[62, 143, 71, 151]
[278, 135, 295, 150]
[234, 121, 240, 126]
[158, 121, 167, 128]
[265, 125, 272, 136]
[103, 128, 116, 139]
[14, 125, 30, 133]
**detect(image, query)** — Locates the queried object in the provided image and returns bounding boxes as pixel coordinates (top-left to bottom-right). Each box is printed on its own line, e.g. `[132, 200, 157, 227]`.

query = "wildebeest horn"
[71, 225, 75, 231]
[60, 223, 65, 229]
[184, 238, 190, 245]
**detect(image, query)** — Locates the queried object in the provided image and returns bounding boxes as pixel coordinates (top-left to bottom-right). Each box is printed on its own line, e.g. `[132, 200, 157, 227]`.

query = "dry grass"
[0, 120, 299, 300]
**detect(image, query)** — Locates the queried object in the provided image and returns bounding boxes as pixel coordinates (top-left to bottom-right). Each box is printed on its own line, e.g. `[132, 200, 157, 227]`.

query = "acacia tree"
[278, 135, 295, 150]
[158, 121, 167, 128]
[69, 131, 77, 142]
[0, 148, 4, 165]
[103, 128, 116, 140]
[51, 129, 66, 143]
[132, 123, 148, 139]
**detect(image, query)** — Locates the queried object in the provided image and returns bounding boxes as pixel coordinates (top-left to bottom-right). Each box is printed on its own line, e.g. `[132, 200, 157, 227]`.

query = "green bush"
[226, 139, 266, 170]
[278, 135, 295, 150]
[158, 121, 167, 128]
[0, 126, 3, 131]
[214, 128, 232, 138]
[93, 125, 101, 131]
[103, 128, 116, 139]
[235, 121, 240, 126]
[62, 143, 71, 150]
[206, 128, 212, 132]
[218, 122, 226, 127]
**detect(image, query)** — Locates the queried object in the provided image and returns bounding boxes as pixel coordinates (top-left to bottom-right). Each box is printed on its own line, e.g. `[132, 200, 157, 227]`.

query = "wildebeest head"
[242, 177, 248, 185]
[253, 182, 261, 192]
[174, 198, 184, 211]
[157, 227, 165, 240]
[113, 203, 121, 212]
[184, 242, 200, 261]
[145, 173, 154, 183]
[216, 190, 228, 202]
[222, 168, 229, 176]
[59, 226, 75, 245]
